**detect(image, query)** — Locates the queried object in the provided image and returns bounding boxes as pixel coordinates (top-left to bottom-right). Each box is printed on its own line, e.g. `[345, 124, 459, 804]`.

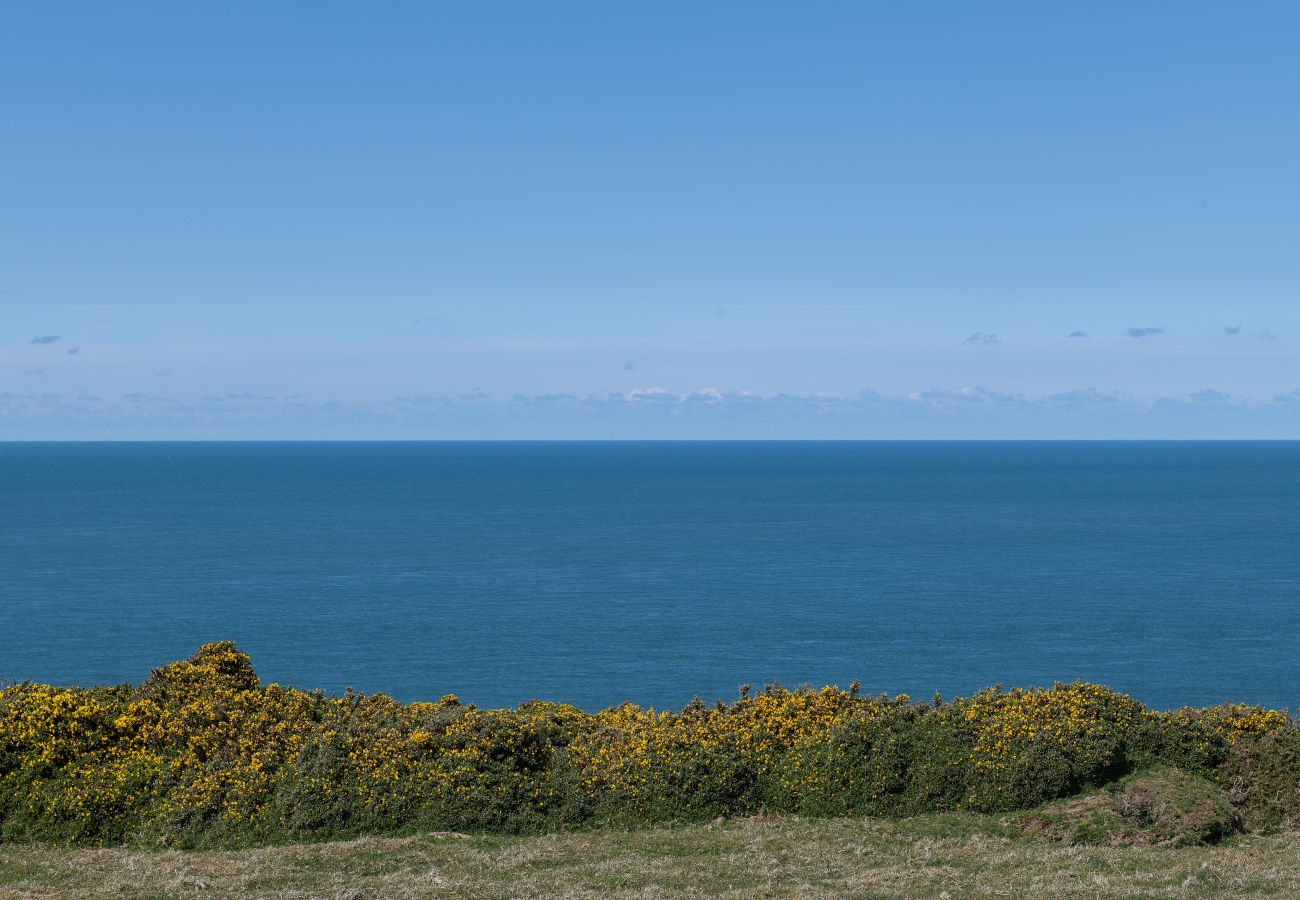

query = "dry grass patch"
[3, 816, 1300, 898]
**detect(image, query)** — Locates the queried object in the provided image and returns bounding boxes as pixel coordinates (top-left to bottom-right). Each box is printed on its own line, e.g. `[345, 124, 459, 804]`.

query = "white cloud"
[3, 385, 1300, 439]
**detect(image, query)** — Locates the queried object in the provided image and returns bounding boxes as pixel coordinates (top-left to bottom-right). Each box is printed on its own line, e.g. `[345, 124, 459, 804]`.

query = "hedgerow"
[0, 643, 1292, 847]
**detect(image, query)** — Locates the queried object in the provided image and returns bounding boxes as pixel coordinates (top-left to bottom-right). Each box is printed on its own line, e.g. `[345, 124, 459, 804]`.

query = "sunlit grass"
[3, 814, 1300, 898]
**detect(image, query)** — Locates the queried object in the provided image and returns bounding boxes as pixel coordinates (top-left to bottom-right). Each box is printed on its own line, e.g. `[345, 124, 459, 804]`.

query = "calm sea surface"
[2, 442, 1298, 711]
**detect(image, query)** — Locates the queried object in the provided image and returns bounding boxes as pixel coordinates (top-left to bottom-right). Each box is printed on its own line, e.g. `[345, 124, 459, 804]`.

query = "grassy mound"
[1016, 768, 1240, 847]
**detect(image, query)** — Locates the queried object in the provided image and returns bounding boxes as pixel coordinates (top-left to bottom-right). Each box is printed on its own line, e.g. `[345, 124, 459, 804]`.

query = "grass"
[3, 814, 1300, 899]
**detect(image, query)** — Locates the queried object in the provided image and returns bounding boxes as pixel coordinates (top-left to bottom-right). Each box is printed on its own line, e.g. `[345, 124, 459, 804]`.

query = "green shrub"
[794, 702, 969, 817]
[1219, 727, 1300, 832]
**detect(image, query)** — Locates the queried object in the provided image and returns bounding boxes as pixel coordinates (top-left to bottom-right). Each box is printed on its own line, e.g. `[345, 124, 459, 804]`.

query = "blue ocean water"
[2, 441, 1298, 712]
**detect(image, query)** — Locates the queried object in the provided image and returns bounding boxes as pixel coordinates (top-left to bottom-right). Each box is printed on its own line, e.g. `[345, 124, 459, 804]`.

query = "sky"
[2, 1, 1299, 438]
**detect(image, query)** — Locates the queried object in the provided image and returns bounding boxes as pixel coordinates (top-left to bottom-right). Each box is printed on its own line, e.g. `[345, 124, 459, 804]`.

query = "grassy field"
[3, 815, 1299, 899]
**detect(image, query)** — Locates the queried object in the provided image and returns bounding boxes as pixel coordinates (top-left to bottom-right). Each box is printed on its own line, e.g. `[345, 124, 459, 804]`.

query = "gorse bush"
[1220, 727, 1300, 832]
[0, 643, 1292, 847]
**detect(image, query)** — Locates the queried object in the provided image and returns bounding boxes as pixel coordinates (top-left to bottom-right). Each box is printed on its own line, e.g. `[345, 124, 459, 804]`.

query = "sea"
[2, 441, 1298, 712]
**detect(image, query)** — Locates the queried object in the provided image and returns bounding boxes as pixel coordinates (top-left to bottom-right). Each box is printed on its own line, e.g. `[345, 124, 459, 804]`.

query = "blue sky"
[3, 2, 1299, 438]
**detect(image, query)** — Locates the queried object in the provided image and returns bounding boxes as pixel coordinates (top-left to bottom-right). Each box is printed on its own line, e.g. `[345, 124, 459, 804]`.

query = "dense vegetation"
[1, 642, 1296, 847]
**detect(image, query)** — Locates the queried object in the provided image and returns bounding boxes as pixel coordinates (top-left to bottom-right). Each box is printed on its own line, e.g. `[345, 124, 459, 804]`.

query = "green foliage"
[794, 702, 970, 817]
[1219, 727, 1300, 832]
